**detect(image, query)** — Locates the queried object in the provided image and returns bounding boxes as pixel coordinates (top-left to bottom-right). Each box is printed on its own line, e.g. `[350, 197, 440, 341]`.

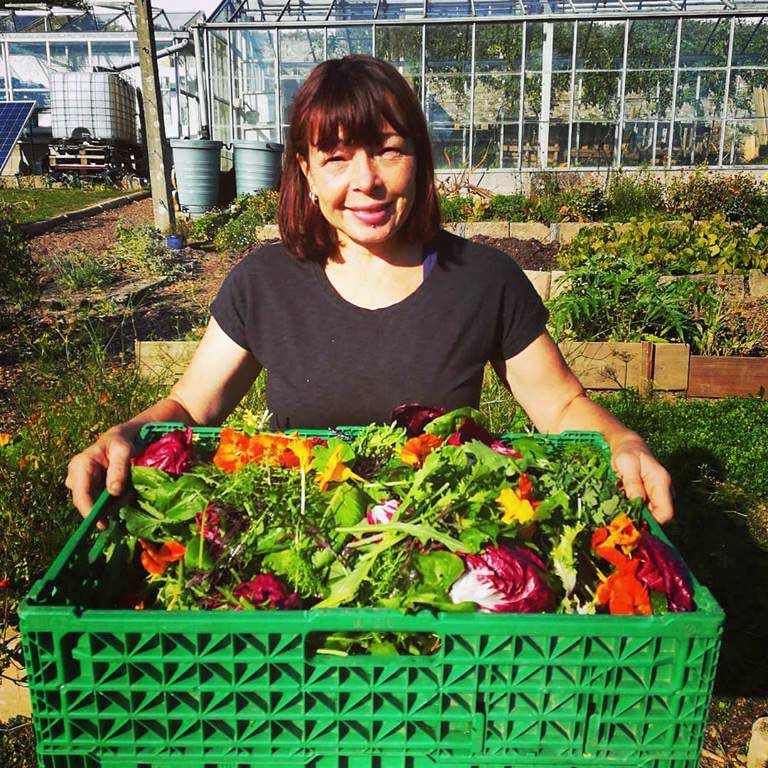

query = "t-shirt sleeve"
[498, 257, 550, 360]
[210, 258, 252, 351]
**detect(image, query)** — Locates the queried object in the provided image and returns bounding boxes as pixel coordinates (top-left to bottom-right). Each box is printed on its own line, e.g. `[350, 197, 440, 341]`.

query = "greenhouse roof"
[206, 0, 768, 24]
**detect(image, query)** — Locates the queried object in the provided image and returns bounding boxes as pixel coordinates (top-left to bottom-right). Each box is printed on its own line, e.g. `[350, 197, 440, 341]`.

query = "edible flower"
[391, 403, 446, 436]
[634, 523, 694, 612]
[595, 559, 652, 616]
[133, 428, 194, 475]
[138, 539, 186, 576]
[367, 499, 400, 525]
[497, 474, 539, 525]
[400, 433, 443, 467]
[0, 433, 12, 447]
[232, 574, 301, 610]
[316, 445, 363, 492]
[601, 513, 641, 555]
[445, 417, 492, 446]
[0, 577, 10, 590]
[280, 436, 321, 472]
[449, 543, 554, 613]
[213, 428, 251, 473]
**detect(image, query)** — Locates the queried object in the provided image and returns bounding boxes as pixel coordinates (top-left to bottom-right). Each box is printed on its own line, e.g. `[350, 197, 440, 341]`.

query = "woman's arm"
[497, 330, 674, 524]
[66, 318, 262, 516]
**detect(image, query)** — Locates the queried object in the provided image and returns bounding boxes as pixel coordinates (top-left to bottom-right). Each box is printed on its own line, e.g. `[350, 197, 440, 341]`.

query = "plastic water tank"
[233, 141, 284, 197]
[170, 139, 223, 215]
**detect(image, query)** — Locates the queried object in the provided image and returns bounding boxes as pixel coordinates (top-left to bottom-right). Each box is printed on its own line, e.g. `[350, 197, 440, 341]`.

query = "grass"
[0, 188, 128, 224]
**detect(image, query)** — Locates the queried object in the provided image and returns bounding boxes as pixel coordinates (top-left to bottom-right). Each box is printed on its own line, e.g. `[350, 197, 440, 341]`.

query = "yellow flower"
[497, 487, 536, 526]
[316, 445, 363, 492]
[0, 433, 12, 447]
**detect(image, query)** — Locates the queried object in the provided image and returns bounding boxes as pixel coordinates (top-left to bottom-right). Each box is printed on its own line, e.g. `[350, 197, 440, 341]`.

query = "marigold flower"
[316, 445, 363, 491]
[0, 433, 12, 447]
[400, 433, 443, 467]
[138, 539, 186, 576]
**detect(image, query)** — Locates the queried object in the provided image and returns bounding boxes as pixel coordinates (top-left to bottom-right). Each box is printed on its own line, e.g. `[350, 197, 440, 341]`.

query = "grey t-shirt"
[211, 230, 548, 430]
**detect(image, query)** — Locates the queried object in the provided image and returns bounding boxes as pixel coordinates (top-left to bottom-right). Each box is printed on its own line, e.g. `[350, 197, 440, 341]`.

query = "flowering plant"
[109, 408, 694, 650]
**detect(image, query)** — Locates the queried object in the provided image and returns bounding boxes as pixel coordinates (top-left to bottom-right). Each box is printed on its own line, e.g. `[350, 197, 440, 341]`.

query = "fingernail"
[108, 482, 120, 494]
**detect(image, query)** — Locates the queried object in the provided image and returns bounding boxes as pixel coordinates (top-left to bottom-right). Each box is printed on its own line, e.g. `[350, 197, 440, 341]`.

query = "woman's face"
[298, 123, 417, 250]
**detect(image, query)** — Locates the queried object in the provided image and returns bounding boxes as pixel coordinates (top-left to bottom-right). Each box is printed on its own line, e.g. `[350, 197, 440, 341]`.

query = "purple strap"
[422, 249, 437, 280]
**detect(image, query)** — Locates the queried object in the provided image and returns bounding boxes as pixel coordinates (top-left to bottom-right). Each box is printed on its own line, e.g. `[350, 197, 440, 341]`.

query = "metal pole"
[228, 28, 236, 143]
[567, 20, 577, 168]
[539, 21, 554, 169]
[193, 24, 210, 138]
[276, 29, 282, 141]
[718, 15, 735, 166]
[468, 22, 475, 169]
[3, 42, 11, 101]
[667, 16, 682, 167]
[616, 18, 629, 167]
[135, 0, 175, 232]
[518, 22, 526, 170]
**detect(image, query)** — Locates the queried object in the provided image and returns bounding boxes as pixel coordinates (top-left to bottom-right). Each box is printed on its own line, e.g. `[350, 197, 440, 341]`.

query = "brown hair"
[278, 55, 441, 262]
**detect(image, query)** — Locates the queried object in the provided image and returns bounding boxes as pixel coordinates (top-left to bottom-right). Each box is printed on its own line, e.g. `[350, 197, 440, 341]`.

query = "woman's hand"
[65, 427, 137, 518]
[609, 434, 674, 524]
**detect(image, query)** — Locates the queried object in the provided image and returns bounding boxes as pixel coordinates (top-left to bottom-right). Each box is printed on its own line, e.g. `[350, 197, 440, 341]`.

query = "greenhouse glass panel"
[210, 31, 232, 144]
[622, 120, 670, 166]
[574, 71, 621, 120]
[8, 42, 48, 92]
[548, 122, 568, 167]
[575, 20, 624, 70]
[49, 42, 88, 71]
[521, 122, 539, 167]
[675, 69, 726, 120]
[427, 0, 473, 18]
[430, 125, 470, 169]
[570, 121, 617, 166]
[178, 53, 200, 138]
[552, 22, 575, 72]
[475, 24, 523, 73]
[280, 29, 323, 126]
[157, 56, 179, 138]
[378, 0, 424, 20]
[523, 72, 542, 119]
[426, 24, 471, 73]
[327, 26, 373, 57]
[680, 18, 730, 69]
[728, 69, 768, 120]
[671, 120, 722, 165]
[624, 70, 674, 120]
[330, 0, 377, 20]
[281, 0, 334, 21]
[90, 41, 133, 71]
[549, 71, 572, 122]
[723, 119, 768, 165]
[525, 23, 544, 70]
[375, 25, 422, 95]
[473, 0, 519, 17]
[473, 74, 519, 167]
[233, 30, 277, 141]
[732, 17, 768, 67]
[627, 19, 677, 70]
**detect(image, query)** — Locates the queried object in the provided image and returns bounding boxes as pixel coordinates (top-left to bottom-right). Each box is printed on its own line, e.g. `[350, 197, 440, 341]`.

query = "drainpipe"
[193, 24, 210, 140]
[96, 38, 190, 73]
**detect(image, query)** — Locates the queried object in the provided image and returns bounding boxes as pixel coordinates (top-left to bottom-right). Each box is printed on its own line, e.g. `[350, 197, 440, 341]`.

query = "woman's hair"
[279, 55, 441, 261]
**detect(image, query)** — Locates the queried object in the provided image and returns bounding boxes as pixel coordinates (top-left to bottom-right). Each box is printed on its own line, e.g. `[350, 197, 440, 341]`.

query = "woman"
[67, 55, 673, 524]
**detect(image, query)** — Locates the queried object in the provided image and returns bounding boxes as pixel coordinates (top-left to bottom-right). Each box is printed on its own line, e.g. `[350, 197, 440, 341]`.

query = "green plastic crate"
[19, 425, 724, 768]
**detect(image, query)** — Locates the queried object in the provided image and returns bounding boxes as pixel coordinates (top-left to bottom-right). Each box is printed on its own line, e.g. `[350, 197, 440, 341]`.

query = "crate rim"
[20, 423, 724, 628]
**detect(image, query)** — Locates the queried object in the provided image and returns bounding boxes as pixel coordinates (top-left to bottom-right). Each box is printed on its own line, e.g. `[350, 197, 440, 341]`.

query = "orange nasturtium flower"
[400, 434, 443, 468]
[0, 433, 12, 447]
[497, 473, 539, 525]
[595, 560, 652, 616]
[213, 428, 252, 473]
[0, 576, 10, 590]
[601, 513, 641, 555]
[316, 445, 363, 492]
[282, 437, 315, 472]
[138, 539, 186, 576]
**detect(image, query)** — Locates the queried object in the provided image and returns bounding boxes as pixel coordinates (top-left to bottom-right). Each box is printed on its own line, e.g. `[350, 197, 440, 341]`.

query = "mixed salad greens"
[104, 405, 693, 652]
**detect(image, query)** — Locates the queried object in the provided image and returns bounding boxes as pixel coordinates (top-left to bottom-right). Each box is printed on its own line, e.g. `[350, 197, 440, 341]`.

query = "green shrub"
[212, 190, 280, 252]
[111, 222, 173, 276]
[0, 717, 36, 768]
[558, 216, 768, 275]
[483, 194, 527, 222]
[548, 253, 765, 355]
[190, 208, 234, 241]
[50, 249, 114, 291]
[605, 172, 665, 221]
[0, 207, 37, 305]
[439, 194, 476, 223]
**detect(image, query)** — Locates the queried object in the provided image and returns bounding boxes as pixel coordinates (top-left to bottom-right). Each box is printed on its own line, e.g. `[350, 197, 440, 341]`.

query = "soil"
[2, 205, 767, 763]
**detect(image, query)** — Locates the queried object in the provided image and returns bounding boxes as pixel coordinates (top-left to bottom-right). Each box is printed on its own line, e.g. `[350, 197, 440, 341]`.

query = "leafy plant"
[49, 249, 114, 291]
[111, 222, 173, 277]
[484, 194, 527, 222]
[212, 191, 280, 252]
[605, 172, 665, 221]
[0, 205, 37, 307]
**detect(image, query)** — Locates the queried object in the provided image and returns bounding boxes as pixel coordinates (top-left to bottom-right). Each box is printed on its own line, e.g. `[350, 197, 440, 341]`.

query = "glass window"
[723, 120, 768, 165]
[378, 0, 424, 20]
[210, 31, 232, 144]
[732, 17, 768, 67]
[233, 30, 278, 141]
[680, 18, 730, 69]
[671, 120, 721, 166]
[475, 24, 523, 73]
[570, 121, 617, 167]
[375, 25, 422, 95]
[327, 26, 373, 57]
[49, 41, 88, 71]
[627, 19, 677, 70]
[552, 22, 574, 72]
[329, 0, 376, 20]
[279, 29, 323, 125]
[426, 24, 471, 73]
[575, 20, 624, 70]
[427, 0, 472, 18]
[549, 71, 572, 122]
[473, 74, 519, 168]
[624, 70, 673, 121]
[574, 72, 620, 120]
[90, 41, 133, 71]
[8, 42, 48, 91]
[622, 120, 670, 166]
[675, 70, 726, 120]
[728, 69, 768, 120]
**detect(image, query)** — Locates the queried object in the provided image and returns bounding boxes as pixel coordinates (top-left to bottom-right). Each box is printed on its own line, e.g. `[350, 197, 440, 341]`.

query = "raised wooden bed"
[135, 340, 767, 398]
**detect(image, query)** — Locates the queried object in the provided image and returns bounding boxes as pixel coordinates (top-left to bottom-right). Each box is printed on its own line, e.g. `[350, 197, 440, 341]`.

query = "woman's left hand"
[609, 435, 674, 524]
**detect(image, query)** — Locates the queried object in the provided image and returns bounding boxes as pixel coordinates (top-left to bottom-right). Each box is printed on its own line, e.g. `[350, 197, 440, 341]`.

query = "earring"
[309, 191, 318, 204]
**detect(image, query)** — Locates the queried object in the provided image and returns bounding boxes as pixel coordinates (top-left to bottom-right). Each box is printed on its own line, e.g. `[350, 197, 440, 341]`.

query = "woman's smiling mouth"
[347, 204, 392, 225]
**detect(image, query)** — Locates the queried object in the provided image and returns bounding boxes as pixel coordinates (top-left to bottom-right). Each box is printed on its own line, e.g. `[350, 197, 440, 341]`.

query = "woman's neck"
[330, 235, 423, 269]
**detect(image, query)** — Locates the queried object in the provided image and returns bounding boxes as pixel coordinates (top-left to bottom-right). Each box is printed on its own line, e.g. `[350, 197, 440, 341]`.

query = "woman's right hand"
[65, 427, 137, 519]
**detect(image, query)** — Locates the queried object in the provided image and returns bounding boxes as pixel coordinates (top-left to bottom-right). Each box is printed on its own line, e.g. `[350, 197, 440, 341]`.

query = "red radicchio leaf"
[132, 428, 193, 475]
[232, 574, 302, 610]
[490, 440, 523, 458]
[446, 417, 493, 446]
[391, 404, 446, 437]
[634, 524, 694, 612]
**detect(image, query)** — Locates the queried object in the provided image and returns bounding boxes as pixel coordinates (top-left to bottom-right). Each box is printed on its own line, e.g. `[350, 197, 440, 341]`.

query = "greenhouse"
[0, 4, 201, 142]
[200, 0, 768, 180]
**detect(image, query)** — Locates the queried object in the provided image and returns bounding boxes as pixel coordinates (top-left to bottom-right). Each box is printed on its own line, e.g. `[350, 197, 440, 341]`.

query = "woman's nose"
[350, 150, 379, 190]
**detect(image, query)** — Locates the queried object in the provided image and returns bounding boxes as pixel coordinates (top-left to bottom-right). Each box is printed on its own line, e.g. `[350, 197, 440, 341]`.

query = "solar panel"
[0, 101, 35, 174]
